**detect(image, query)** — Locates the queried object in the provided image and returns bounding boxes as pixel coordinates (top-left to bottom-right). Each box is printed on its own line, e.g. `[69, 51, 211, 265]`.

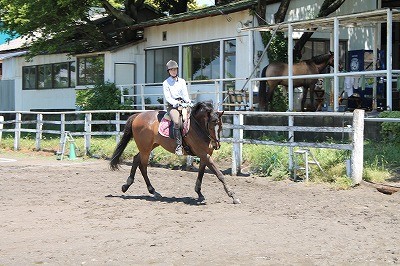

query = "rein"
[190, 112, 220, 149]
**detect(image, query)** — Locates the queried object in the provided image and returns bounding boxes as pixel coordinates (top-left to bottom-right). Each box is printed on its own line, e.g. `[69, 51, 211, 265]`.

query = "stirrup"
[175, 145, 183, 156]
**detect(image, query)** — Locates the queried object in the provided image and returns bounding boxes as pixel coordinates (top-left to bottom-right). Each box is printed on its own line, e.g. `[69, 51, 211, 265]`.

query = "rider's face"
[168, 68, 178, 77]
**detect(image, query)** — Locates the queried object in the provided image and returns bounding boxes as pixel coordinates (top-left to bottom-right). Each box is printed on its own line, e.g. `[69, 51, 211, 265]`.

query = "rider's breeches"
[167, 107, 186, 129]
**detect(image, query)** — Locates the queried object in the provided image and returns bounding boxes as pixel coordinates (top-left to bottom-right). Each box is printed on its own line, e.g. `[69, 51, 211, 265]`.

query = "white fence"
[0, 110, 370, 184]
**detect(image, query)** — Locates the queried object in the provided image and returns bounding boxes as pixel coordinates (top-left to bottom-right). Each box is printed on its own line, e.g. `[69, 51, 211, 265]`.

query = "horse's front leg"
[201, 155, 241, 204]
[195, 162, 207, 203]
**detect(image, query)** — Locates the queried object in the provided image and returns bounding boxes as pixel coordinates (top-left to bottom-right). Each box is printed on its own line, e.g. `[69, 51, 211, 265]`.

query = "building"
[0, 0, 398, 111]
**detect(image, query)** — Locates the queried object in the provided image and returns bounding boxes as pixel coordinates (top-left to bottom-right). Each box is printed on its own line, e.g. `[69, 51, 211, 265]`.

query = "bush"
[76, 82, 132, 131]
[379, 111, 400, 143]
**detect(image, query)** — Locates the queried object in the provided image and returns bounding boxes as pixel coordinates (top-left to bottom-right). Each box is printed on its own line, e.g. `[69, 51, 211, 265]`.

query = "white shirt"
[344, 76, 359, 96]
[163, 76, 191, 107]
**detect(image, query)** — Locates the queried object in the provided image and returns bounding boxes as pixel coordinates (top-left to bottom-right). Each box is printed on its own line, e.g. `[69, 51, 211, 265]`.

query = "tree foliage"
[0, 0, 197, 56]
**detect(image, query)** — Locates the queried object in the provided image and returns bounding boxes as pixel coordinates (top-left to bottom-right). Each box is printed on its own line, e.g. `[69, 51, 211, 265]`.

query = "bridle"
[191, 111, 221, 150]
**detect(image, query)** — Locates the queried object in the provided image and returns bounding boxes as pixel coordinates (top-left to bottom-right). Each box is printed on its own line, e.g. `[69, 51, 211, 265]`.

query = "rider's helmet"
[166, 60, 179, 71]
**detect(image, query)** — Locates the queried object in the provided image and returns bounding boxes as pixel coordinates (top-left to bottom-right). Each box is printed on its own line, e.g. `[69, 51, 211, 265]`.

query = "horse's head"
[192, 101, 223, 150]
[311, 52, 335, 72]
[208, 110, 224, 150]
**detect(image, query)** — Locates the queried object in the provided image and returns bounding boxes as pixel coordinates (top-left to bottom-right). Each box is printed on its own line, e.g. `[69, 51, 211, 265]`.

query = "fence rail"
[0, 110, 373, 184]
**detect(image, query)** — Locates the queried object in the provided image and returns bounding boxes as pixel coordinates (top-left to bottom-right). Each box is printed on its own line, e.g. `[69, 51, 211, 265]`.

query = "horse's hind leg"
[122, 153, 140, 193]
[195, 162, 207, 203]
[138, 150, 162, 199]
[301, 87, 308, 111]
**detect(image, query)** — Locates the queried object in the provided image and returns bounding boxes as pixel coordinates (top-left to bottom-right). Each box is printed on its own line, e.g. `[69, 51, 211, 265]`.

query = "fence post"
[35, 113, 43, 151]
[215, 80, 221, 110]
[115, 112, 121, 144]
[14, 112, 21, 151]
[120, 86, 125, 105]
[288, 115, 294, 177]
[140, 85, 145, 110]
[58, 113, 66, 154]
[84, 113, 92, 155]
[0, 116, 3, 142]
[232, 113, 243, 175]
[351, 109, 364, 185]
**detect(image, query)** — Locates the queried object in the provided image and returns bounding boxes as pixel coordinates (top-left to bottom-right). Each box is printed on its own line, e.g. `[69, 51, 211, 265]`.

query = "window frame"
[145, 46, 179, 83]
[77, 55, 105, 86]
[22, 61, 76, 90]
[182, 41, 221, 81]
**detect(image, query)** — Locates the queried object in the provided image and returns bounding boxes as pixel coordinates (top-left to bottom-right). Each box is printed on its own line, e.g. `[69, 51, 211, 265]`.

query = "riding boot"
[174, 128, 183, 156]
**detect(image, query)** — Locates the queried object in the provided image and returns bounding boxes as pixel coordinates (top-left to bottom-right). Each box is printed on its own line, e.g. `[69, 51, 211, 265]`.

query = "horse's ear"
[217, 111, 224, 118]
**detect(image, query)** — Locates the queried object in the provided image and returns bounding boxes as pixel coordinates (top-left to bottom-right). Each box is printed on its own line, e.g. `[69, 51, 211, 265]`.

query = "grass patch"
[1, 132, 398, 187]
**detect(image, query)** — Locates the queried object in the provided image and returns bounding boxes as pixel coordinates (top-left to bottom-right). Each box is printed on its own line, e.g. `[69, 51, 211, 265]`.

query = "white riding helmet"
[166, 60, 179, 70]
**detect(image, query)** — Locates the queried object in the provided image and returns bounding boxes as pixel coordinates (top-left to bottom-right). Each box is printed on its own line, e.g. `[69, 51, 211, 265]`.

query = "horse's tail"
[258, 65, 269, 110]
[259, 65, 268, 92]
[110, 114, 138, 170]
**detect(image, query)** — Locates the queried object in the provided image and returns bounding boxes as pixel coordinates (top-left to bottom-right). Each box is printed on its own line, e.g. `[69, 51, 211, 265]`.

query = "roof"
[0, 50, 27, 60]
[246, 8, 400, 32]
[126, 0, 258, 31]
[0, 36, 30, 52]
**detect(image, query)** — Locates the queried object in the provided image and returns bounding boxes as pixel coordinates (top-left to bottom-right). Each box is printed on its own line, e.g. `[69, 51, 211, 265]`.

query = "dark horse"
[110, 101, 241, 204]
[259, 52, 334, 111]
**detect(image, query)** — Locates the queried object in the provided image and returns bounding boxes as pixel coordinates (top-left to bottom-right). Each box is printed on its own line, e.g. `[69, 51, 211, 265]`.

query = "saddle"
[158, 112, 190, 139]
[158, 109, 194, 155]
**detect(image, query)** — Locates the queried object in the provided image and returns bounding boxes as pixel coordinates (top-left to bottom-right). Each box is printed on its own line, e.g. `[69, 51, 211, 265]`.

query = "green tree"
[0, 0, 197, 56]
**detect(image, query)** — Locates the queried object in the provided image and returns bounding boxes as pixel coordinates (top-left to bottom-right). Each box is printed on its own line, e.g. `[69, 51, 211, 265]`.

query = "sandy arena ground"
[0, 152, 399, 265]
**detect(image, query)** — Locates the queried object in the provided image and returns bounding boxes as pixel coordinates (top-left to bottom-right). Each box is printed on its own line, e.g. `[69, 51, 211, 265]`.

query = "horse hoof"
[233, 198, 241, 204]
[122, 184, 129, 193]
[153, 191, 162, 199]
[197, 196, 206, 204]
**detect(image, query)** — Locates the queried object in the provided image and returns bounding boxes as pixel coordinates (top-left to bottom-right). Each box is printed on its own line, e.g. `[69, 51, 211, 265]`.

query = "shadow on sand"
[105, 194, 205, 205]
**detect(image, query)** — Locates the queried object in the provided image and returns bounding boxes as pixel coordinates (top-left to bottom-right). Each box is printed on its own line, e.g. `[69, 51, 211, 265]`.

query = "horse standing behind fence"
[259, 52, 334, 111]
[110, 101, 241, 204]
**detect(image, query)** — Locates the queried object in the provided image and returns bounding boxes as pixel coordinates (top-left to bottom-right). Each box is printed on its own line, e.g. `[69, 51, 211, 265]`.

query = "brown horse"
[259, 52, 334, 111]
[110, 101, 241, 204]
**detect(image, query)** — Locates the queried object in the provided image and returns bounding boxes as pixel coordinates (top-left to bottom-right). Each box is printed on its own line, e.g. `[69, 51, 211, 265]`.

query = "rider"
[163, 60, 192, 156]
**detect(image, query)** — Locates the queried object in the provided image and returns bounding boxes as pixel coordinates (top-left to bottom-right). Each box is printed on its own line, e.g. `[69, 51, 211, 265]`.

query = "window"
[23, 66, 37, 89]
[146, 47, 178, 83]
[54, 62, 76, 88]
[22, 62, 75, 90]
[145, 40, 235, 83]
[77, 55, 104, 85]
[224, 40, 236, 78]
[38, 64, 52, 89]
[183, 41, 220, 81]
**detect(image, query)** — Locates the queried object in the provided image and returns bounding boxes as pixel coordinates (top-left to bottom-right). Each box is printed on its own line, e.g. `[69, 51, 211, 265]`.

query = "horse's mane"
[308, 53, 333, 64]
[192, 101, 214, 116]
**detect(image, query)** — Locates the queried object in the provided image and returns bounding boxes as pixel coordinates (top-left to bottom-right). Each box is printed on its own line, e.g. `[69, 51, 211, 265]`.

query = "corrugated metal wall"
[0, 80, 15, 111]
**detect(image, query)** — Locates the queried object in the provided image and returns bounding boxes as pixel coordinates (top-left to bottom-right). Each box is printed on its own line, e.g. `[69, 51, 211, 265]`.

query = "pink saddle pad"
[158, 116, 190, 138]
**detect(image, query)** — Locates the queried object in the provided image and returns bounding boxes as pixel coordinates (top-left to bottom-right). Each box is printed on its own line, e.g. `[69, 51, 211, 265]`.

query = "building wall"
[2, 53, 76, 111]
